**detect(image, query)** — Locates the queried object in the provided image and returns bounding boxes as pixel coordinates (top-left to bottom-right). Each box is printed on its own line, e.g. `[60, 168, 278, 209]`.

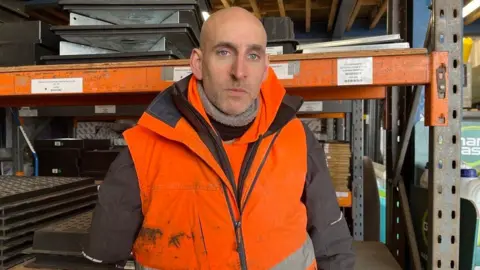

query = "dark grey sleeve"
[302, 123, 355, 270]
[83, 147, 143, 264]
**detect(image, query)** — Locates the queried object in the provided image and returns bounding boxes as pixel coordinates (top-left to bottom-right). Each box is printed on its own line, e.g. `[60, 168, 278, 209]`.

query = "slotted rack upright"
[0, 0, 463, 267]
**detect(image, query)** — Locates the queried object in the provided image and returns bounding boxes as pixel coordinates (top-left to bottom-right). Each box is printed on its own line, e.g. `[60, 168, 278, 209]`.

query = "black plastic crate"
[267, 39, 299, 54]
[262, 17, 295, 41]
[0, 43, 56, 67]
[34, 138, 111, 150]
[0, 21, 59, 51]
[37, 149, 82, 177]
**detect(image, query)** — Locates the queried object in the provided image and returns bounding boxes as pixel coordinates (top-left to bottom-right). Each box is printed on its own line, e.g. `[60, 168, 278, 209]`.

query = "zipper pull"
[235, 221, 242, 244]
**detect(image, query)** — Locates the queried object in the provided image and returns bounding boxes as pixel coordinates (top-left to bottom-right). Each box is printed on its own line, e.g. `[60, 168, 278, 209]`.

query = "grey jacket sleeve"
[83, 147, 143, 264]
[302, 123, 355, 270]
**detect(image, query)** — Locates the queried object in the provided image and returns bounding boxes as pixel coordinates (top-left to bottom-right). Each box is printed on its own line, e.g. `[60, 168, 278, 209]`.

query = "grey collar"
[197, 82, 259, 127]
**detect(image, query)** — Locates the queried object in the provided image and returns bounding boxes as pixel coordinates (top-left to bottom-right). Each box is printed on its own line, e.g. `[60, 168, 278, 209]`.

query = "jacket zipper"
[179, 95, 280, 270]
[181, 101, 248, 269]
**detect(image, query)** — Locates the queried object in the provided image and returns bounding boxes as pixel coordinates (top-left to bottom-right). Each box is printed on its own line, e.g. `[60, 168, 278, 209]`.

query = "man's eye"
[217, 50, 230, 56]
[248, 54, 260, 60]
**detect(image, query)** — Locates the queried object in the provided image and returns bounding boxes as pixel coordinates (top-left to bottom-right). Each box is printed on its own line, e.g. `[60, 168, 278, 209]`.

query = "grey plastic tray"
[51, 24, 199, 58]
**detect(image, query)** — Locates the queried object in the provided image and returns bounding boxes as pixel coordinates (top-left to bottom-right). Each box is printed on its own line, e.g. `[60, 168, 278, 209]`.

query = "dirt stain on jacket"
[138, 227, 163, 243]
[168, 232, 194, 248]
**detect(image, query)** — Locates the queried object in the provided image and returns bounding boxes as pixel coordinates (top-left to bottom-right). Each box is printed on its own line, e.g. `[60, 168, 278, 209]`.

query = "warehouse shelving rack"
[0, 0, 463, 267]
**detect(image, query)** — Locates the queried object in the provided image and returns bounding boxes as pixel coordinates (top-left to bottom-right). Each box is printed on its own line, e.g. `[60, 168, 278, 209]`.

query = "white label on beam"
[266, 46, 284, 55]
[270, 63, 294, 79]
[336, 192, 349, 198]
[173, 67, 192, 81]
[95, 105, 116, 114]
[31, 78, 83, 94]
[337, 57, 373, 85]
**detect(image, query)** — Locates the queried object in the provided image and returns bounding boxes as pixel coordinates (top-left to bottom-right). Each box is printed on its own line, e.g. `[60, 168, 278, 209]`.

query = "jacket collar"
[137, 67, 303, 143]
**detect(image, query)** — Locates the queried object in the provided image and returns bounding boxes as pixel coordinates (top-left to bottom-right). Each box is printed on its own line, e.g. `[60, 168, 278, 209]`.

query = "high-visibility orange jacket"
[84, 68, 355, 270]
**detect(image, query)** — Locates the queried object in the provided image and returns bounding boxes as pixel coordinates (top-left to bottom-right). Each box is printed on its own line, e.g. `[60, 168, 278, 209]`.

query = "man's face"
[190, 17, 269, 115]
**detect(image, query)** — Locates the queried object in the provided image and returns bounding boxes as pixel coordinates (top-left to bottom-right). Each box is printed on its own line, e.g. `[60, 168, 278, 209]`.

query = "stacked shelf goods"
[0, 176, 97, 269]
[35, 139, 122, 179]
[0, 21, 59, 66]
[323, 141, 351, 193]
[43, 0, 203, 64]
[261, 17, 299, 55]
[27, 211, 134, 269]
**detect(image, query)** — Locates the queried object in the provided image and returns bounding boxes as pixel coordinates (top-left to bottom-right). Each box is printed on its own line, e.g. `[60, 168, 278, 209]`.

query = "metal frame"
[381, 0, 463, 269]
[428, 1, 462, 269]
[0, 0, 464, 267]
[386, 0, 407, 266]
[352, 100, 364, 239]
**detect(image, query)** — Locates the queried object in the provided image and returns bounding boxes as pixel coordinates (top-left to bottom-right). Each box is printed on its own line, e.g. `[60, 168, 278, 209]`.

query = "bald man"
[84, 7, 355, 270]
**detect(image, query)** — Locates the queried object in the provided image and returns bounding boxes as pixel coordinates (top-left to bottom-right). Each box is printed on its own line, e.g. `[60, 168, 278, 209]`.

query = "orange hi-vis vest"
[123, 69, 317, 270]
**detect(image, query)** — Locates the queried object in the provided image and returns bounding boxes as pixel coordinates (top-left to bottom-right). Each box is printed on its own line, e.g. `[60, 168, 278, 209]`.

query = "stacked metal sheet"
[28, 211, 134, 269]
[0, 176, 97, 269]
[43, 0, 203, 64]
[0, 21, 59, 66]
[297, 34, 410, 54]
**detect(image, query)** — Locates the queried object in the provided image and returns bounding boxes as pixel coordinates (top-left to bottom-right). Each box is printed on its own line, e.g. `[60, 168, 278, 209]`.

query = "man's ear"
[262, 55, 270, 82]
[189, 48, 203, 80]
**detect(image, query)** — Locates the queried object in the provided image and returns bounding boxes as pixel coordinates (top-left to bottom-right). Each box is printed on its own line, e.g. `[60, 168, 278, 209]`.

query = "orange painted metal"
[337, 192, 352, 207]
[290, 86, 386, 100]
[299, 113, 346, 119]
[0, 49, 427, 106]
[425, 52, 449, 127]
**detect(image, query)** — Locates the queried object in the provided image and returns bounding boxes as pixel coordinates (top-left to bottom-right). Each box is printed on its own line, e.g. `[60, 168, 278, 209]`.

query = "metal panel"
[326, 119, 334, 140]
[385, 0, 407, 267]
[345, 113, 351, 142]
[302, 42, 410, 54]
[332, 0, 357, 39]
[336, 118, 346, 141]
[297, 34, 402, 50]
[352, 100, 364, 240]
[428, 1, 462, 269]
[298, 101, 353, 114]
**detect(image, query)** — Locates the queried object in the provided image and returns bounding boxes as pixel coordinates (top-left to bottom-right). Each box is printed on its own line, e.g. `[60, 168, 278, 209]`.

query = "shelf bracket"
[425, 52, 449, 127]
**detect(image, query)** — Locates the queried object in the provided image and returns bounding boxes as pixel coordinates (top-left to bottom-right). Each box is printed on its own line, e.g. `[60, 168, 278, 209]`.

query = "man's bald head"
[200, 7, 267, 51]
[189, 7, 270, 116]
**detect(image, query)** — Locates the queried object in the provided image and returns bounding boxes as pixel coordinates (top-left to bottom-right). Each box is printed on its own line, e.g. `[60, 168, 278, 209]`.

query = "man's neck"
[197, 82, 259, 141]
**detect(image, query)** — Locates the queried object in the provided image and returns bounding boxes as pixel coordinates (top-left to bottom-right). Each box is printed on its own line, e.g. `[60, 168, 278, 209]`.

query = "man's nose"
[231, 56, 247, 79]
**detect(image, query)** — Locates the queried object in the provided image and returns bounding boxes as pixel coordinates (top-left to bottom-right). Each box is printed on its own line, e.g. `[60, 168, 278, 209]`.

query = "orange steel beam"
[337, 192, 352, 207]
[299, 113, 346, 119]
[0, 49, 440, 108]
